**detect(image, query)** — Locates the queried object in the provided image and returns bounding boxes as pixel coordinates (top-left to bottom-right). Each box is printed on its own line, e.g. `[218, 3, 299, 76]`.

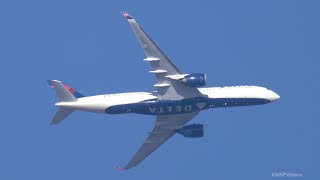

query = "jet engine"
[176, 124, 204, 138]
[182, 73, 206, 87]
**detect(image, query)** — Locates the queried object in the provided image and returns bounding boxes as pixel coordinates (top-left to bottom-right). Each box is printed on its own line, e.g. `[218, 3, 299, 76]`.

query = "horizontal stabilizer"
[50, 108, 74, 125]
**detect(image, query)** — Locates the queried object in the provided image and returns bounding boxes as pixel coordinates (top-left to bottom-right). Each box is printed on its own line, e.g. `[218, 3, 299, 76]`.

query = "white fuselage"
[56, 85, 280, 115]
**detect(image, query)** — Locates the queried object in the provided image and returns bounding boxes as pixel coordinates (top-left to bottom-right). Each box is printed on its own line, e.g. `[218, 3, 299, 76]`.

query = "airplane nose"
[269, 91, 280, 101]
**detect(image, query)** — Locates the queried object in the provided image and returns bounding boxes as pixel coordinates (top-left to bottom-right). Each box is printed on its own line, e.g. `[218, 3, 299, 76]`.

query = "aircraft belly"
[211, 98, 270, 107]
[105, 97, 206, 115]
[105, 97, 271, 115]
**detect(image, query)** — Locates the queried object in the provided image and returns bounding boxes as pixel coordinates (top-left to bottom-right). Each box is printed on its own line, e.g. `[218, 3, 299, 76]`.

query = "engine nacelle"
[176, 124, 204, 138]
[182, 73, 206, 87]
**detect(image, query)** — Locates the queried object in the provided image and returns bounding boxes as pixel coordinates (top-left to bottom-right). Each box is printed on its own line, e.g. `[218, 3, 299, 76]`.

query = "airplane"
[48, 12, 280, 170]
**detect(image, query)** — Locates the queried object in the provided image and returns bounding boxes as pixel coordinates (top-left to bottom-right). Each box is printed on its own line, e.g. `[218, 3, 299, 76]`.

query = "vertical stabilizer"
[48, 80, 77, 102]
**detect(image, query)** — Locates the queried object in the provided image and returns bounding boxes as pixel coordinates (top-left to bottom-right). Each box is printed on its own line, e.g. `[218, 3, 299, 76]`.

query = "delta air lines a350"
[48, 13, 280, 170]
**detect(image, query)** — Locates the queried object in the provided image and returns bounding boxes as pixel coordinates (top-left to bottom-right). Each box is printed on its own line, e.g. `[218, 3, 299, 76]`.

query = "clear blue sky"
[0, 0, 319, 179]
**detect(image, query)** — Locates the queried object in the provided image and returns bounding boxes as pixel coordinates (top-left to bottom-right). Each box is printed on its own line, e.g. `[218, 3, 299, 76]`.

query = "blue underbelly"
[105, 97, 270, 115]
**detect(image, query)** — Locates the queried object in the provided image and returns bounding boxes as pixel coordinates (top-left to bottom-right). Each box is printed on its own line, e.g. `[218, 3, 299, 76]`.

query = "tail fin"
[48, 80, 84, 125]
[48, 80, 77, 102]
[48, 80, 85, 101]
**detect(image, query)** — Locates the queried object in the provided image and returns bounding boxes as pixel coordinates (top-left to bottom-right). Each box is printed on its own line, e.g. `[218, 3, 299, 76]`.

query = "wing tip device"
[122, 12, 133, 19]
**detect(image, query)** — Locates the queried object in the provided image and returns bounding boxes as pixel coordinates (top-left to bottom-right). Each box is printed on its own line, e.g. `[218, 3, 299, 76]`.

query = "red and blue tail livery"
[47, 80, 85, 98]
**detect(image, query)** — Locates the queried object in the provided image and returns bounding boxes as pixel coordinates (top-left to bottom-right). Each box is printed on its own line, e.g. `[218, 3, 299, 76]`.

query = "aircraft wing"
[123, 13, 203, 100]
[124, 112, 199, 169]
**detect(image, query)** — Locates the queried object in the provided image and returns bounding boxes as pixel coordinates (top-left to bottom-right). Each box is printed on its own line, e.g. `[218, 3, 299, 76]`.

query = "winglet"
[122, 12, 133, 19]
